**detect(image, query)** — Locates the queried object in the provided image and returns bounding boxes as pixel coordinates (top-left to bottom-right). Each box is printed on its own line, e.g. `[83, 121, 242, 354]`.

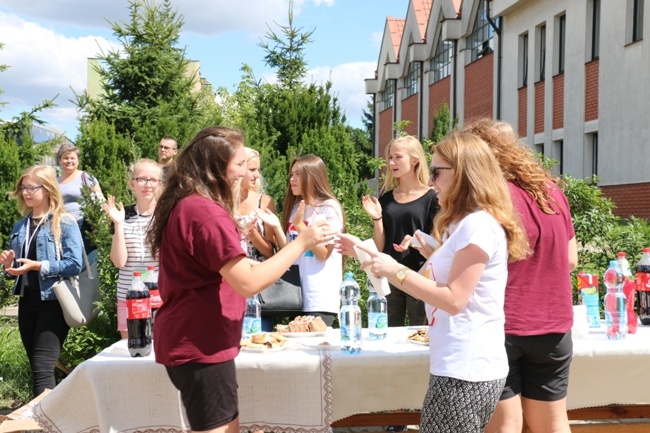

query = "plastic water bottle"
[143, 265, 161, 328]
[604, 260, 627, 340]
[367, 279, 388, 340]
[339, 272, 362, 353]
[127, 271, 152, 357]
[242, 295, 261, 339]
[617, 251, 638, 333]
[635, 248, 650, 325]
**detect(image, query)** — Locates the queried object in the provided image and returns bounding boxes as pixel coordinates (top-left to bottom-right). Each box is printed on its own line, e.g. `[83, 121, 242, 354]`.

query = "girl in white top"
[102, 159, 162, 338]
[351, 132, 530, 432]
[281, 154, 345, 325]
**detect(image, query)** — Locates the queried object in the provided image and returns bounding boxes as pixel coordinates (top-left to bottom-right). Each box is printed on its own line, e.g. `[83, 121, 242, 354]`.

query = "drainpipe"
[419, 61, 424, 139]
[452, 40, 458, 123]
[486, 2, 502, 119]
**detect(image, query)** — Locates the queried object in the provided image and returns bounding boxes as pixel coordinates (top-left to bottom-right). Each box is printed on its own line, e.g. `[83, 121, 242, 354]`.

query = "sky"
[0, 0, 409, 140]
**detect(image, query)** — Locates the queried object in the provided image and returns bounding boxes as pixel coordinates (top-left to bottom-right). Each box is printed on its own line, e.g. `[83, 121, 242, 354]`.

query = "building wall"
[601, 184, 650, 220]
[428, 77, 451, 136]
[401, 94, 419, 136]
[378, 107, 395, 161]
[584, 60, 599, 122]
[552, 73, 564, 130]
[463, 53, 494, 122]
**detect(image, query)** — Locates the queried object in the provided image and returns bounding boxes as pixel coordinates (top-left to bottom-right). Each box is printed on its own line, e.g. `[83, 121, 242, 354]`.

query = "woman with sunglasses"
[103, 159, 163, 338]
[362, 135, 439, 328]
[1, 165, 83, 398]
[342, 132, 530, 432]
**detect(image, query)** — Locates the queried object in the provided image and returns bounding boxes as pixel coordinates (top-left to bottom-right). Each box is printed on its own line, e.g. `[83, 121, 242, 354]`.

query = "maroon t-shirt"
[505, 182, 576, 336]
[154, 195, 246, 366]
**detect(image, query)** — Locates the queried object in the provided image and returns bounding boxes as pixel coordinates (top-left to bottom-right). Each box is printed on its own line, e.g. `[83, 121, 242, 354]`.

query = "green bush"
[0, 317, 31, 409]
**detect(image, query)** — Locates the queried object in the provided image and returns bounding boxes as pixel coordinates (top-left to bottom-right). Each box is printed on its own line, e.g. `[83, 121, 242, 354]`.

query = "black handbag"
[259, 265, 303, 316]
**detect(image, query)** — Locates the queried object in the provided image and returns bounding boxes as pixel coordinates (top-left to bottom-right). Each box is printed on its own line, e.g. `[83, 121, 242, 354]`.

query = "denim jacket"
[7, 213, 83, 301]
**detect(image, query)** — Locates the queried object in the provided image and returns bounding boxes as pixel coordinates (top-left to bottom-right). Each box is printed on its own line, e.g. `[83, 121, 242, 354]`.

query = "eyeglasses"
[132, 177, 162, 186]
[429, 166, 452, 181]
[159, 145, 177, 151]
[19, 185, 44, 193]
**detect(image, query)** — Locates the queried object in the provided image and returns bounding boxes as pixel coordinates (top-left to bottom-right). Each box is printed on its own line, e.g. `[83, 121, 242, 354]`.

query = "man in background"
[158, 136, 178, 182]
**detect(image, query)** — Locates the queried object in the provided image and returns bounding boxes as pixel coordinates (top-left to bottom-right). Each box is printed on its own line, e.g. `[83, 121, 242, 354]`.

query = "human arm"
[102, 196, 128, 268]
[334, 232, 363, 258]
[362, 195, 385, 252]
[220, 221, 334, 297]
[358, 243, 488, 315]
[568, 236, 578, 271]
[244, 195, 279, 257]
[255, 207, 287, 249]
[292, 201, 337, 262]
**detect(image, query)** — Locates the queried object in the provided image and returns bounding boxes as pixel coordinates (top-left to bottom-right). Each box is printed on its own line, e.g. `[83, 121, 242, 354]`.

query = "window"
[538, 24, 546, 81]
[591, 0, 600, 59]
[431, 39, 453, 82]
[558, 15, 566, 74]
[405, 62, 420, 97]
[634, 0, 644, 42]
[468, 0, 494, 61]
[535, 143, 544, 158]
[384, 79, 395, 108]
[520, 33, 529, 87]
[553, 140, 564, 174]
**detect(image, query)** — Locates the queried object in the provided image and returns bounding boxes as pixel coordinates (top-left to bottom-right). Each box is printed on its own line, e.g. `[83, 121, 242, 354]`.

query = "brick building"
[365, 0, 650, 219]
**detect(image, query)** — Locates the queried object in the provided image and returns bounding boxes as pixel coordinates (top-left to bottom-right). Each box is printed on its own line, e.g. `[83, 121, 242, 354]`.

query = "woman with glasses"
[56, 143, 105, 259]
[1, 165, 83, 398]
[362, 135, 439, 328]
[103, 159, 163, 338]
[346, 132, 530, 432]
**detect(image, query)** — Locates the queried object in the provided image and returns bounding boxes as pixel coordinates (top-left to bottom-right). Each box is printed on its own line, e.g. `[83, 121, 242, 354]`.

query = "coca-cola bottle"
[636, 248, 650, 325]
[144, 265, 161, 328]
[617, 251, 638, 333]
[127, 271, 152, 357]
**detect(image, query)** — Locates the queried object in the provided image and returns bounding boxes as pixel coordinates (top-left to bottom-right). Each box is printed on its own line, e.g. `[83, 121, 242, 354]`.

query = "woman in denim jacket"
[1, 165, 83, 397]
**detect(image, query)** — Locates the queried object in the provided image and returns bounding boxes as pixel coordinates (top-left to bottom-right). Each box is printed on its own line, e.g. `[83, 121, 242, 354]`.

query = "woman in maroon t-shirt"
[146, 126, 334, 433]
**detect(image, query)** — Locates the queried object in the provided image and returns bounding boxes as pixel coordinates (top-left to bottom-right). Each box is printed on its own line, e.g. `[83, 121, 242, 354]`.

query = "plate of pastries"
[241, 332, 289, 352]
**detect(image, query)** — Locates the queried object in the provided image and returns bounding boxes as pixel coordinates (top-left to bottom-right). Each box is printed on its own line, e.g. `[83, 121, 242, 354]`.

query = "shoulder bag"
[258, 264, 303, 316]
[52, 239, 101, 328]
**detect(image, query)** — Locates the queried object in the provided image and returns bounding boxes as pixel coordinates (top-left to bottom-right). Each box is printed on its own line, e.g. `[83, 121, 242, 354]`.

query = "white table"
[32, 325, 650, 433]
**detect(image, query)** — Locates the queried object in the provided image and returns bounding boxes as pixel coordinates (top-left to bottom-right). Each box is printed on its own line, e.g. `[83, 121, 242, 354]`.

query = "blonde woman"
[1, 165, 83, 397]
[103, 159, 163, 339]
[362, 135, 439, 327]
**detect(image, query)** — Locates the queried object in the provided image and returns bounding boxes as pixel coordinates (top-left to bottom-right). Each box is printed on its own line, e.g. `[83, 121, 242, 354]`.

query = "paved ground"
[0, 305, 17, 317]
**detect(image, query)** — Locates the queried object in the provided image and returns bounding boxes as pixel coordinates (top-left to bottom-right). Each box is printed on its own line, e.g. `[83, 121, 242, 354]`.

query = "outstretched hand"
[102, 195, 125, 224]
[362, 195, 382, 221]
[393, 235, 413, 253]
[1, 249, 16, 269]
[356, 244, 401, 279]
[296, 219, 336, 250]
[254, 207, 281, 231]
[292, 200, 307, 230]
[334, 233, 363, 258]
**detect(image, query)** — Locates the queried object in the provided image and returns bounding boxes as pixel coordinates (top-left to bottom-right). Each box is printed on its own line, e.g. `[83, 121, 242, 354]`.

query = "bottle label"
[368, 312, 388, 330]
[127, 298, 152, 320]
[581, 290, 600, 327]
[636, 272, 650, 292]
[149, 289, 163, 309]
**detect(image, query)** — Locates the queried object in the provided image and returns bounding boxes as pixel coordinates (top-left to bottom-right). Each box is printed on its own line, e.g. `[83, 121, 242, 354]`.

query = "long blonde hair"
[432, 132, 530, 262]
[10, 165, 72, 241]
[381, 135, 430, 193]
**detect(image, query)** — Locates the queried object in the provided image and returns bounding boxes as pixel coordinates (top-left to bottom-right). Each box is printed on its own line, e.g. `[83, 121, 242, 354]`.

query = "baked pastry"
[280, 315, 328, 333]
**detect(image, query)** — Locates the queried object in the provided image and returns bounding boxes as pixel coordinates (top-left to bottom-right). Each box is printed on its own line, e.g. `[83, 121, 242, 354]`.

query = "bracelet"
[372, 216, 382, 221]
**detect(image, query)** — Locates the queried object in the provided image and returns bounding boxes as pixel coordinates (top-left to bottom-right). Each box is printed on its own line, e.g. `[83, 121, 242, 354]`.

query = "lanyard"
[23, 216, 45, 259]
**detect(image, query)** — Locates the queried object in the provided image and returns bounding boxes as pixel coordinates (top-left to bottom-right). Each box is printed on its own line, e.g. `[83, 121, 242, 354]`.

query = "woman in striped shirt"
[103, 159, 163, 338]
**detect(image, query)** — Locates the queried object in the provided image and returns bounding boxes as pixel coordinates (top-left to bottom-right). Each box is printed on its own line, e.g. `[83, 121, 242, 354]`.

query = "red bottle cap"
[617, 251, 626, 258]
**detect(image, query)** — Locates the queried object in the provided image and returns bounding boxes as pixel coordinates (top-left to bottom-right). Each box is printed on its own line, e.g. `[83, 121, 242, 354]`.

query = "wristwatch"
[395, 267, 410, 285]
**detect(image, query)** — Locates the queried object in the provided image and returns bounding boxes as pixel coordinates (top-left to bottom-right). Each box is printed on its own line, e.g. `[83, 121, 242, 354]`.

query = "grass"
[0, 317, 31, 410]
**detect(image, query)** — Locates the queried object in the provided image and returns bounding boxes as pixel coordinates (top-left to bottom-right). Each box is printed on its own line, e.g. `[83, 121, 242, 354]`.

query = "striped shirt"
[113, 205, 158, 300]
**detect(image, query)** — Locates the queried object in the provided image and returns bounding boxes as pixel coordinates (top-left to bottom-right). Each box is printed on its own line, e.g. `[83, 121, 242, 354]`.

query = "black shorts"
[501, 331, 573, 402]
[165, 360, 238, 431]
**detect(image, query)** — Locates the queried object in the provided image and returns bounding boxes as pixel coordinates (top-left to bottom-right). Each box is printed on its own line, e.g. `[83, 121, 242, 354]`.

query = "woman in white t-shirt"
[281, 154, 345, 326]
[354, 132, 530, 432]
[102, 159, 162, 338]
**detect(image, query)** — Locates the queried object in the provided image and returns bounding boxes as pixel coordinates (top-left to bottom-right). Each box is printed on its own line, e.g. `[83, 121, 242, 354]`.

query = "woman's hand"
[412, 232, 435, 259]
[4, 258, 40, 276]
[393, 235, 413, 252]
[334, 233, 363, 258]
[291, 200, 307, 231]
[295, 219, 336, 251]
[362, 195, 382, 221]
[356, 244, 401, 279]
[254, 207, 282, 231]
[1, 249, 16, 269]
[102, 195, 125, 225]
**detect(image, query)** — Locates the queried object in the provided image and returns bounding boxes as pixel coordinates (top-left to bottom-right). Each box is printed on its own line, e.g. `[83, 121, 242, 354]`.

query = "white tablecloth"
[31, 325, 650, 433]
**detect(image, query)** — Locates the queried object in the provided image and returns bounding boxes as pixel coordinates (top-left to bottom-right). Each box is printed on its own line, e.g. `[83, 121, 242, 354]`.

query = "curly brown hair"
[462, 118, 560, 215]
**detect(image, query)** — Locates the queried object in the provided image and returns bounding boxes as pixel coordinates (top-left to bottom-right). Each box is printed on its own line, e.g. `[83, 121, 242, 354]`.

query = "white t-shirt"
[424, 210, 508, 382]
[287, 199, 344, 313]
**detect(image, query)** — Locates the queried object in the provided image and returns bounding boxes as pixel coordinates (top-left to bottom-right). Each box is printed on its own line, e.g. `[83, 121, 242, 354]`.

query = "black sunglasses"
[429, 166, 452, 181]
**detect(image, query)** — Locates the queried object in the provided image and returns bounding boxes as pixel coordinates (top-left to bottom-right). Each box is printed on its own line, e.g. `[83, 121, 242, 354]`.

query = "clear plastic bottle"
[339, 272, 362, 353]
[604, 260, 627, 340]
[143, 265, 161, 328]
[635, 248, 650, 325]
[127, 271, 152, 357]
[367, 279, 388, 340]
[242, 295, 261, 339]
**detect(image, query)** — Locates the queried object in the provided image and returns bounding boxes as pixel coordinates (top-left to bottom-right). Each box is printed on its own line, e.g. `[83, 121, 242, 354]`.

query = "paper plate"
[241, 344, 288, 353]
[407, 339, 429, 347]
[279, 331, 327, 338]
[300, 340, 341, 350]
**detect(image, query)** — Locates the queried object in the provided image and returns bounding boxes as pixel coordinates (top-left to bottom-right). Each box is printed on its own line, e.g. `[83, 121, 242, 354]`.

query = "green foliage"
[0, 318, 31, 408]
